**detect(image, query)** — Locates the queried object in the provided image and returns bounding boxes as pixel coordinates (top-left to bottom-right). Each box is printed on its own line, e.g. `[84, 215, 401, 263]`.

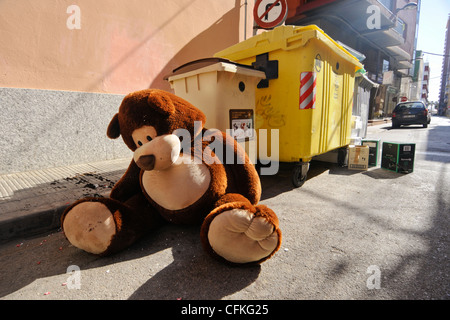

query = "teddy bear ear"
[107, 113, 121, 139]
[147, 90, 176, 116]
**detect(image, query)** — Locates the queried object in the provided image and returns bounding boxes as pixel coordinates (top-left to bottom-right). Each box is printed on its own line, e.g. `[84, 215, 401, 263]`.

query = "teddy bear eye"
[137, 141, 143, 146]
[146, 136, 152, 142]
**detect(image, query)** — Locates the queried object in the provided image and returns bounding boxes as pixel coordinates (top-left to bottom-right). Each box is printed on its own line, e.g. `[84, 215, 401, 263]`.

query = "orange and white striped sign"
[299, 72, 316, 110]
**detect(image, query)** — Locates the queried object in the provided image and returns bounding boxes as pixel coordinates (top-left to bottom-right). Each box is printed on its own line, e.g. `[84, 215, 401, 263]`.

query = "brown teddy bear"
[61, 89, 281, 265]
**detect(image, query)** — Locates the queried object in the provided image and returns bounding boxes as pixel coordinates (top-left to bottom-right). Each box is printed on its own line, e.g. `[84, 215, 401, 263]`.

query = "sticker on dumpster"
[229, 109, 255, 142]
[299, 72, 316, 110]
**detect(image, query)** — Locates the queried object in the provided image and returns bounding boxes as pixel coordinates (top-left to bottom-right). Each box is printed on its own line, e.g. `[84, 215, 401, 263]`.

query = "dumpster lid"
[164, 57, 266, 81]
[214, 25, 363, 71]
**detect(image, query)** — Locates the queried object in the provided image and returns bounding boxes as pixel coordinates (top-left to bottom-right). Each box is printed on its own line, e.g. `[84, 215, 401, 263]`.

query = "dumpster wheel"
[292, 162, 309, 188]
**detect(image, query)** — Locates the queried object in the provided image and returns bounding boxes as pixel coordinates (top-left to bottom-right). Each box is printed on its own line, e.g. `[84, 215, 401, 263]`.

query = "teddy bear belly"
[141, 157, 211, 211]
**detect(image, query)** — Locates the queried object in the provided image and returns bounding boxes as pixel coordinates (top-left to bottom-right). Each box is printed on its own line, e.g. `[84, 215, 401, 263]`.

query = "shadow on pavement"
[0, 221, 261, 299]
[383, 163, 450, 299]
[362, 168, 405, 180]
[129, 225, 261, 300]
[259, 161, 332, 201]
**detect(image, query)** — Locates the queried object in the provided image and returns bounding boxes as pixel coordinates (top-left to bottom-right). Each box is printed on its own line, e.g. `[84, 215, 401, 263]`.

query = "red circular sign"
[253, 0, 287, 29]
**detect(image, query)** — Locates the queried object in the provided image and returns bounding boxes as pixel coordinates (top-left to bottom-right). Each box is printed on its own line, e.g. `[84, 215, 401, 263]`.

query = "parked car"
[429, 105, 438, 115]
[392, 101, 431, 128]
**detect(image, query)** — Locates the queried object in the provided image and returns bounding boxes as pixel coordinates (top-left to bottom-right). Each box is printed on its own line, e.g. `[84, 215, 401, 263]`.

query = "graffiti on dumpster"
[256, 94, 286, 129]
[315, 54, 322, 72]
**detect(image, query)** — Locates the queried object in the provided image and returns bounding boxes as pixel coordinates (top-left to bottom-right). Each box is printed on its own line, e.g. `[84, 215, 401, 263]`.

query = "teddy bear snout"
[136, 154, 156, 170]
[133, 134, 181, 171]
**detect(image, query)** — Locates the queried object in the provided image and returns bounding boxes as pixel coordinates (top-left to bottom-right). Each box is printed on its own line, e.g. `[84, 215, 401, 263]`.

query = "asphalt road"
[1, 116, 449, 301]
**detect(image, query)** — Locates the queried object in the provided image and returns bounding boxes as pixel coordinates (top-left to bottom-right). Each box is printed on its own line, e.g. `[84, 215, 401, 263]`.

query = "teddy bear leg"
[200, 194, 282, 265]
[61, 195, 162, 255]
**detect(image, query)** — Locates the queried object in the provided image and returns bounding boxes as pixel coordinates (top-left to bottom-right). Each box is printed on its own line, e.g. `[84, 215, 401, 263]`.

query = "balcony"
[286, 0, 411, 69]
[287, 0, 405, 46]
[386, 45, 413, 70]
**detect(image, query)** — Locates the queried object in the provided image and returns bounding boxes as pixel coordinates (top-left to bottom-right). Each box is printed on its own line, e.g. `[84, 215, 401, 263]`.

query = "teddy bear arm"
[110, 159, 143, 202]
[230, 163, 262, 205]
[219, 132, 261, 204]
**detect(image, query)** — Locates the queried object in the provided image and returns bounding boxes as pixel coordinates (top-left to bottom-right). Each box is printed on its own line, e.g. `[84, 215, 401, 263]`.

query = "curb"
[0, 205, 67, 244]
[0, 158, 130, 244]
[368, 118, 391, 126]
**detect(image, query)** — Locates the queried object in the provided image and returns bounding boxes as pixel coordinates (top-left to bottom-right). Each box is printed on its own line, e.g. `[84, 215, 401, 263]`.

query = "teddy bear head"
[107, 89, 206, 171]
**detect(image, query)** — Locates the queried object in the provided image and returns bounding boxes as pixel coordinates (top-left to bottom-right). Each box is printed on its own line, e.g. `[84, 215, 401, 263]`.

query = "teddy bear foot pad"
[62, 201, 116, 254]
[206, 208, 280, 264]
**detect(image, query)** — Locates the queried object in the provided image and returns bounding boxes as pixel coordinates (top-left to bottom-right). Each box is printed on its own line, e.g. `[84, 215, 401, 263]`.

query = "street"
[0, 116, 449, 301]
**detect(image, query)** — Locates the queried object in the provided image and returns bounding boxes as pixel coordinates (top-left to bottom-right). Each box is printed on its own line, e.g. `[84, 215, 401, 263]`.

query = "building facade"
[0, 0, 256, 174]
[286, 0, 421, 119]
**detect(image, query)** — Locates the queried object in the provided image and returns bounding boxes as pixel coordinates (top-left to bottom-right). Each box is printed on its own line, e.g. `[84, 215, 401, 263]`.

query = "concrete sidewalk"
[368, 118, 391, 126]
[0, 158, 131, 243]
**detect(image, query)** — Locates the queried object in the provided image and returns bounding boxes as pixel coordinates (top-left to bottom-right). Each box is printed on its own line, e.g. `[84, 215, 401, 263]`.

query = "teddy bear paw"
[62, 201, 116, 254]
[206, 208, 280, 264]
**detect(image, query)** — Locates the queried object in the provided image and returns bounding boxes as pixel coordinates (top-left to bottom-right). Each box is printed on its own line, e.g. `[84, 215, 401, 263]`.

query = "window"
[382, 59, 390, 73]
[393, 18, 406, 36]
[395, 102, 425, 112]
[377, 0, 394, 12]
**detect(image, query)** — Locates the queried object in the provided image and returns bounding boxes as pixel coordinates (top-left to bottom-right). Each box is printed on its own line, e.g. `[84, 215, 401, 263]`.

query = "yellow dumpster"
[215, 25, 363, 186]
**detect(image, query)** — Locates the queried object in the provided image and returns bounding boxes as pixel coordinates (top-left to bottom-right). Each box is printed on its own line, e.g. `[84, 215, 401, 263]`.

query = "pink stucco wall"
[0, 0, 254, 94]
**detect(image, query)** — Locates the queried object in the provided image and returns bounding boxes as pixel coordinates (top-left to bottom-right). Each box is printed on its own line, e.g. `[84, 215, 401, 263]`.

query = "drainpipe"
[244, 0, 248, 40]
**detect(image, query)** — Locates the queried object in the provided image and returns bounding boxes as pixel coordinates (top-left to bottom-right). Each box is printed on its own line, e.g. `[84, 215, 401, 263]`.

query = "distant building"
[410, 50, 429, 104]
[421, 61, 430, 104]
[439, 15, 450, 115]
[410, 50, 424, 101]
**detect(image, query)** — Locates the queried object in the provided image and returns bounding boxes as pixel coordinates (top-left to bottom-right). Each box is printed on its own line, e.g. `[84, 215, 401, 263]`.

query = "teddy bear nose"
[136, 154, 156, 170]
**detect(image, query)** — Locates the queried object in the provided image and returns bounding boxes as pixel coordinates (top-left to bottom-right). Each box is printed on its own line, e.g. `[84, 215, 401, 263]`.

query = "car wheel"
[423, 123, 428, 128]
[392, 120, 400, 128]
